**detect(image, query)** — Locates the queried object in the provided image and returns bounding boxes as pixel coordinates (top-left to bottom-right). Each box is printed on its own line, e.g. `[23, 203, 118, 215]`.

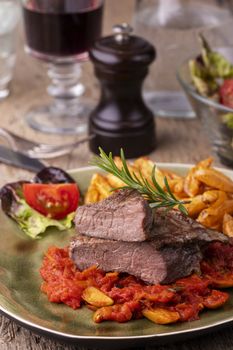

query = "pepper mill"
[89, 23, 156, 158]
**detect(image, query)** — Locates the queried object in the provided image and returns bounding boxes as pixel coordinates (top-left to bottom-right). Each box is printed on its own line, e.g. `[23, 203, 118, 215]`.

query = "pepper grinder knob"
[113, 23, 133, 43]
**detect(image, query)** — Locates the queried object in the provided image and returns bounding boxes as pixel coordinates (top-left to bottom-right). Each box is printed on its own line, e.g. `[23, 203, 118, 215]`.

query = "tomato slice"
[23, 183, 79, 219]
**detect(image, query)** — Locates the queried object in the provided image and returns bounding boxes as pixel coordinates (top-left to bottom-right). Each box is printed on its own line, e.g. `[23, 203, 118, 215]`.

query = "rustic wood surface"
[0, 1, 232, 349]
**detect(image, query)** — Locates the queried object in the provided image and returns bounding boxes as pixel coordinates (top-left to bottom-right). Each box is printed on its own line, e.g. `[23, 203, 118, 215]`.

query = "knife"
[0, 144, 45, 172]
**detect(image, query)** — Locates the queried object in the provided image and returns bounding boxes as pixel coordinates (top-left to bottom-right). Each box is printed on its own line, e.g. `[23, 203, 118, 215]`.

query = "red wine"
[23, 2, 103, 57]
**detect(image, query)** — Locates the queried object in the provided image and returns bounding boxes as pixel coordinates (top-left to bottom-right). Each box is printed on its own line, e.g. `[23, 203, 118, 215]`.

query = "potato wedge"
[106, 157, 139, 188]
[223, 213, 233, 237]
[188, 190, 229, 223]
[205, 191, 228, 209]
[161, 169, 182, 180]
[195, 168, 233, 193]
[183, 170, 202, 198]
[84, 187, 100, 204]
[107, 157, 166, 190]
[202, 190, 222, 204]
[133, 157, 165, 188]
[93, 307, 111, 323]
[142, 308, 180, 324]
[165, 178, 186, 199]
[172, 178, 186, 198]
[106, 173, 126, 188]
[84, 173, 112, 204]
[114, 157, 139, 175]
[94, 174, 112, 200]
[84, 174, 101, 204]
[197, 199, 233, 231]
[185, 194, 208, 218]
[133, 157, 154, 175]
[196, 157, 213, 168]
[151, 166, 167, 189]
[82, 287, 114, 307]
[183, 158, 213, 197]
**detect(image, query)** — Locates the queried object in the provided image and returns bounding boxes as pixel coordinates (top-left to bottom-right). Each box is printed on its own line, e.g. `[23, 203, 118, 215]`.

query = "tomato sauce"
[40, 243, 231, 324]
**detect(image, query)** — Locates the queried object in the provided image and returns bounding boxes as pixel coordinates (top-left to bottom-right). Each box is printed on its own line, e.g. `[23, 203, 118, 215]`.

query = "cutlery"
[0, 144, 45, 172]
[0, 128, 94, 159]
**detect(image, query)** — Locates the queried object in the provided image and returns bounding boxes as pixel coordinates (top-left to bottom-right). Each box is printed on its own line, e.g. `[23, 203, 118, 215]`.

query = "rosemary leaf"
[91, 148, 189, 215]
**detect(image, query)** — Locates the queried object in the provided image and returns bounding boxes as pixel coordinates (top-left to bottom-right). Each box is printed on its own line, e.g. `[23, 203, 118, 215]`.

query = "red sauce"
[40, 243, 231, 324]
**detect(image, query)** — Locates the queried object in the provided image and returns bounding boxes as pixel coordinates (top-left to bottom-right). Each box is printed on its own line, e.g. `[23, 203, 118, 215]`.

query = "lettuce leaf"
[189, 59, 218, 97]
[200, 35, 233, 79]
[13, 199, 74, 239]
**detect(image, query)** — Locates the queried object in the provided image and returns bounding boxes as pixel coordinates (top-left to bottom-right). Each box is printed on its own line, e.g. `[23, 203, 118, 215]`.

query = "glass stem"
[47, 62, 85, 116]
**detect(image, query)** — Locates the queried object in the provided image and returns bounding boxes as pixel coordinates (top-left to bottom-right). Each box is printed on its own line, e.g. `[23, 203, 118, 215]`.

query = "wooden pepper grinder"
[89, 23, 156, 158]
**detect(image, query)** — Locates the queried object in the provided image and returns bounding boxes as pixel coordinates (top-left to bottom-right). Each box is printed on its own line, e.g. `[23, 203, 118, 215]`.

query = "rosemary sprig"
[91, 148, 189, 215]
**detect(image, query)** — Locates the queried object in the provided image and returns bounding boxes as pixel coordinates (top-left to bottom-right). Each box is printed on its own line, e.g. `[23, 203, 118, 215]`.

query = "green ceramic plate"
[1, 164, 233, 349]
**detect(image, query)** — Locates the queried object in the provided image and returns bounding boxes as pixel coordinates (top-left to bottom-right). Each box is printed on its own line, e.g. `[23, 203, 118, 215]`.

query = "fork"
[0, 127, 94, 159]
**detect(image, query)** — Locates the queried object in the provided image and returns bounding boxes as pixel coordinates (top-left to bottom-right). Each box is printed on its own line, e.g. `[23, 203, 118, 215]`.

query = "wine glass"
[0, 0, 20, 100]
[21, 0, 104, 134]
[133, 0, 233, 119]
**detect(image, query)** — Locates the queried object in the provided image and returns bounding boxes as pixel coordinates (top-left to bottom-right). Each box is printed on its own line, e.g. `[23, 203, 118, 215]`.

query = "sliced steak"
[72, 189, 228, 285]
[69, 235, 202, 285]
[152, 208, 228, 248]
[75, 189, 153, 242]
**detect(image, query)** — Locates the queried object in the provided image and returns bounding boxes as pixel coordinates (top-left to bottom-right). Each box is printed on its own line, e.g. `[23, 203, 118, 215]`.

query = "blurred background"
[0, 0, 233, 168]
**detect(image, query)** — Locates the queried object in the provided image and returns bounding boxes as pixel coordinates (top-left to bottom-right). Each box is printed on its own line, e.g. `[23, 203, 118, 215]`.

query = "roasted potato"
[84, 186, 99, 204]
[84, 173, 112, 204]
[223, 213, 233, 237]
[185, 194, 208, 218]
[172, 178, 187, 198]
[183, 171, 202, 198]
[197, 199, 233, 231]
[106, 173, 126, 188]
[202, 190, 221, 204]
[82, 287, 114, 307]
[161, 169, 182, 181]
[195, 168, 233, 193]
[183, 158, 213, 197]
[142, 308, 180, 324]
[106, 156, 139, 188]
[134, 157, 165, 188]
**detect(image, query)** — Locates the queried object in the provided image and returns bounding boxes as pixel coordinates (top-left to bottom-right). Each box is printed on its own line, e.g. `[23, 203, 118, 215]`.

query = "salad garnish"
[189, 35, 233, 99]
[0, 167, 79, 239]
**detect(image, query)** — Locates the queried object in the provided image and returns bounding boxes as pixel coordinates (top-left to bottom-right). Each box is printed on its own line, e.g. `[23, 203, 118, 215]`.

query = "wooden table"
[0, 1, 232, 349]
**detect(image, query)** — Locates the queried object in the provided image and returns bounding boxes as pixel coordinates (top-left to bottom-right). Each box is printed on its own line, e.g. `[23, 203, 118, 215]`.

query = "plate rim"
[1, 301, 233, 341]
[1, 162, 233, 342]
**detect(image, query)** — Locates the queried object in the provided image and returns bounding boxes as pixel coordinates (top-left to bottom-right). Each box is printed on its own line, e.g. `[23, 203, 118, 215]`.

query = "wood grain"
[0, 0, 232, 349]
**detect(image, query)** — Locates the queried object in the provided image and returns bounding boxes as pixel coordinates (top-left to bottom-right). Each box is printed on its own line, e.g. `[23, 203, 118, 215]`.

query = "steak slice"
[152, 208, 228, 248]
[75, 188, 228, 245]
[75, 189, 153, 242]
[69, 235, 202, 285]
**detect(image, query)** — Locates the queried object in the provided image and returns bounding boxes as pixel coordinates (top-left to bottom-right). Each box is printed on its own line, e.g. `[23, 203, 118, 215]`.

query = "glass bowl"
[177, 58, 233, 167]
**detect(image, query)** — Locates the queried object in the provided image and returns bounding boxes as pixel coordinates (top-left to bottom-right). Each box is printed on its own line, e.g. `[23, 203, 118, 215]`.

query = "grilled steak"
[75, 189, 153, 242]
[69, 235, 202, 285]
[152, 208, 228, 248]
